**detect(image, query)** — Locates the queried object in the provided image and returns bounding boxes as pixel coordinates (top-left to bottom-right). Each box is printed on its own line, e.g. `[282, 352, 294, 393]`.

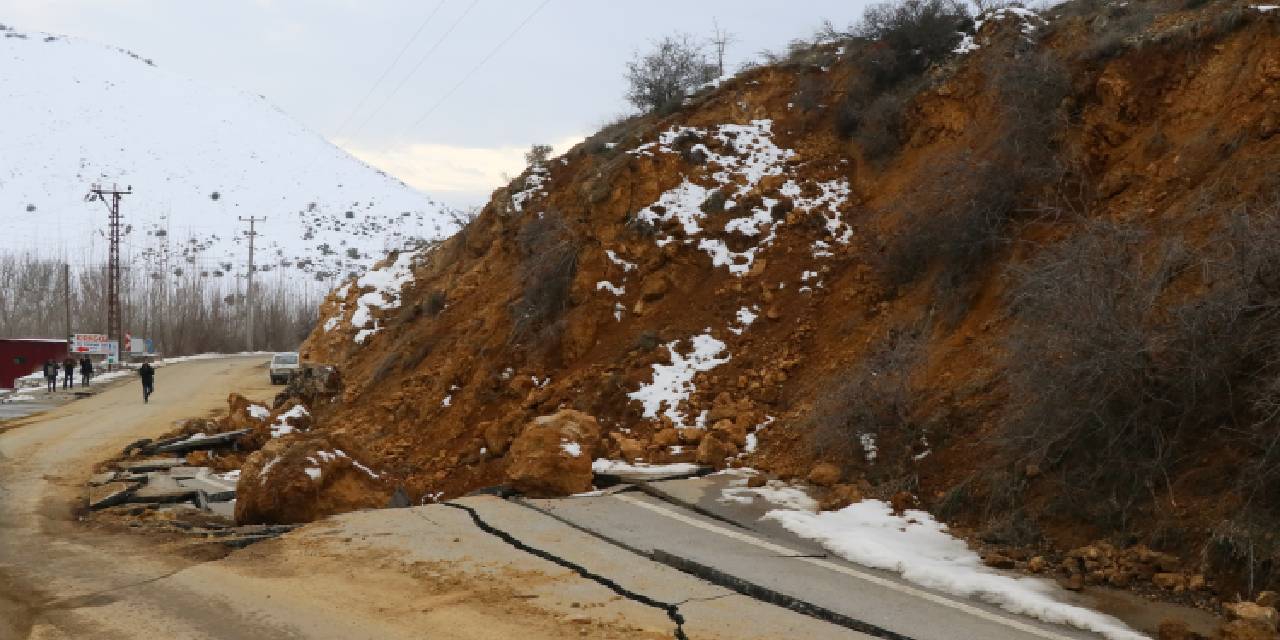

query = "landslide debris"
[286, 0, 1280, 609]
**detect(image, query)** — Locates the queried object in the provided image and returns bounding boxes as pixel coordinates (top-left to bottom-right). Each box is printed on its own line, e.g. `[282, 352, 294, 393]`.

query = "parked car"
[269, 352, 300, 385]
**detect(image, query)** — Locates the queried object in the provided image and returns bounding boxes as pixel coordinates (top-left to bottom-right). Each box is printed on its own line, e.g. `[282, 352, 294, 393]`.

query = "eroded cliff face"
[282, 0, 1279, 588]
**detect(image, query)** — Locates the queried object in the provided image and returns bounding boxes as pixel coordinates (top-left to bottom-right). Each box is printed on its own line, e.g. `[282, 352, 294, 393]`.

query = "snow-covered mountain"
[0, 22, 457, 280]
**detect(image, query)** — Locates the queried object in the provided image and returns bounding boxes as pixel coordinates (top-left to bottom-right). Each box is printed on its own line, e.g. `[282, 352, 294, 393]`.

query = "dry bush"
[792, 72, 829, 113]
[832, 0, 975, 148]
[878, 51, 1069, 300]
[624, 33, 718, 114]
[1080, 1, 1156, 60]
[1002, 198, 1280, 534]
[508, 211, 578, 345]
[858, 0, 973, 84]
[809, 326, 925, 468]
[853, 85, 915, 164]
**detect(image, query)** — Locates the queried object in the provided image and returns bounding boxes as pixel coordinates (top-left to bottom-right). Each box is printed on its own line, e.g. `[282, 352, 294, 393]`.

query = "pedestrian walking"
[62, 357, 75, 390]
[138, 360, 156, 403]
[42, 359, 59, 393]
[80, 355, 94, 386]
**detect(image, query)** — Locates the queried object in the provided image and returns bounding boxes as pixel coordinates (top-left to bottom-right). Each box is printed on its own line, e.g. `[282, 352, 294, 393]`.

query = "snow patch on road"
[765, 501, 1148, 640]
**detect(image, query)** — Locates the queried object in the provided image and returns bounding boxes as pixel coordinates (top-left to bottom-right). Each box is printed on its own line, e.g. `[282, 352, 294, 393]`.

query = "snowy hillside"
[0, 23, 457, 280]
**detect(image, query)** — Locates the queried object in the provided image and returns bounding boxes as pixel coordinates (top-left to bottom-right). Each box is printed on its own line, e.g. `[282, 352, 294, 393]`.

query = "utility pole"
[63, 262, 72, 343]
[89, 183, 131, 364]
[710, 19, 737, 77]
[239, 216, 266, 352]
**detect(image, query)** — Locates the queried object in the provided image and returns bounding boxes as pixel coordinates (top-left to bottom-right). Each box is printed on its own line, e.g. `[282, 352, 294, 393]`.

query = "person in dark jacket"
[80, 355, 94, 386]
[62, 357, 75, 390]
[42, 359, 59, 392]
[138, 361, 156, 403]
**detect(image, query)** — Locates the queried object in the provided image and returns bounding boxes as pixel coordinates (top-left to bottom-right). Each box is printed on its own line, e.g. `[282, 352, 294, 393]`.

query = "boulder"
[505, 410, 601, 497]
[807, 463, 842, 487]
[234, 434, 387, 525]
[819, 483, 863, 511]
[679, 427, 706, 444]
[695, 432, 738, 468]
[610, 433, 645, 461]
[1224, 602, 1279, 632]
[983, 553, 1017, 570]
[1218, 619, 1280, 640]
[1258, 592, 1279, 609]
[483, 420, 515, 456]
[710, 419, 748, 448]
[1027, 556, 1048, 573]
[1154, 573, 1187, 591]
[225, 393, 269, 431]
[746, 474, 767, 488]
[1155, 619, 1198, 640]
[652, 428, 681, 448]
[640, 273, 670, 301]
[890, 490, 919, 514]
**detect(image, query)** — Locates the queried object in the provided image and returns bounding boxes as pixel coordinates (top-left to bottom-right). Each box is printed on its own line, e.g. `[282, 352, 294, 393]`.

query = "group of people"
[37, 355, 156, 403]
[41, 356, 94, 392]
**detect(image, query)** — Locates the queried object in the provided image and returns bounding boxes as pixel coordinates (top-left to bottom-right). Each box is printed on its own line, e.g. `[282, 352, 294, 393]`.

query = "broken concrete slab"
[221, 534, 276, 549]
[130, 475, 198, 503]
[118, 458, 187, 473]
[154, 429, 252, 454]
[177, 474, 236, 502]
[88, 482, 139, 509]
[88, 471, 119, 486]
[206, 500, 236, 520]
[164, 466, 211, 479]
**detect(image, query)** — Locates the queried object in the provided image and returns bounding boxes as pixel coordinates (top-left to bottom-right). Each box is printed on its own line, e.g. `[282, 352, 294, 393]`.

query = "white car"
[269, 352, 300, 385]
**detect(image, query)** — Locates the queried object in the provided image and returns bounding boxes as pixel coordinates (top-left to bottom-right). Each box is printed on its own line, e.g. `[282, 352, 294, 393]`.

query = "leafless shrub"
[624, 33, 718, 114]
[508, 211, 578, 345]
[853, 85, 915, 164]
[829, 0, 973, 145]
[879, 51, 1069, 295]
[1002, 201, 1280, 531]
[1080, 2, 1156, 61]
[792, 73, 829, 113]
[809, 326, 925, 468]
[858, 0, 973, 84]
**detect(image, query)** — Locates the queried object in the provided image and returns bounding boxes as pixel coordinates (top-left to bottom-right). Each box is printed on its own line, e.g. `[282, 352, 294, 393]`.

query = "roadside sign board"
[71, 334, 115, 355]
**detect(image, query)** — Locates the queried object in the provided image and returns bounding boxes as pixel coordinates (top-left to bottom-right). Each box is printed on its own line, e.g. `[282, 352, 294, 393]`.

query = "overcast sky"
[0, 0, 868, 208]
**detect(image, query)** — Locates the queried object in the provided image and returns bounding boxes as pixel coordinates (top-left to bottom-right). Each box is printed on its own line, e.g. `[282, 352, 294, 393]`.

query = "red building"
[0, 338, 69, 389]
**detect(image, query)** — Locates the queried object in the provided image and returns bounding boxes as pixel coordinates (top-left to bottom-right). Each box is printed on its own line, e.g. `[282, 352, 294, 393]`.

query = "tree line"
[0, 253, 321, 355]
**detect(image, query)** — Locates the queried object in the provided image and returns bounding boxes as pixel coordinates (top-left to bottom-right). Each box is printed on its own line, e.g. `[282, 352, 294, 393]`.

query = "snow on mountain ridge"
[0, 21, 457, 281]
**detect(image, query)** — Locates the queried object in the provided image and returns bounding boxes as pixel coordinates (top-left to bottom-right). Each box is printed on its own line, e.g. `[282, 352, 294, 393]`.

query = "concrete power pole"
[63, 263, 72, 343]
[89, 184, 131, 363]
[710, 19, 737, 77]
[239, 216, 266, 352]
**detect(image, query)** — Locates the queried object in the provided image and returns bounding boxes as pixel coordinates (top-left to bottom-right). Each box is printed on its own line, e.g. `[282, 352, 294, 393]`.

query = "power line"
[347, 0, 481, 140]
[330, 0, 447, 141]
[402, 0, 552, 135]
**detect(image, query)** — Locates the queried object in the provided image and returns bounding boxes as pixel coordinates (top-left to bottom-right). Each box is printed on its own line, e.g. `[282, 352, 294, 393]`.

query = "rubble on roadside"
[85, 455, 295, 547]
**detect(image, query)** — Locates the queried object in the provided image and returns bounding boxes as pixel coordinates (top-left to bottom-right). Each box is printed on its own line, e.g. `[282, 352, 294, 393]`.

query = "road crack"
[440, 502, 689, 640]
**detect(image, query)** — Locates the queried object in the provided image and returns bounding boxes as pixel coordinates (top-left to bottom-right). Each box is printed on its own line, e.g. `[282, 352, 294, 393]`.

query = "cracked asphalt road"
[0, 356, 855, 639]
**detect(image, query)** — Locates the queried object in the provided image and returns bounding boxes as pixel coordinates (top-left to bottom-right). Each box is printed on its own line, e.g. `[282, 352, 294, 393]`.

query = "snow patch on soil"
[270, 404, 309, 438]
[631, 120, 854, 276]
[349, 251, 417, 344]
[628, 332, 730, 428]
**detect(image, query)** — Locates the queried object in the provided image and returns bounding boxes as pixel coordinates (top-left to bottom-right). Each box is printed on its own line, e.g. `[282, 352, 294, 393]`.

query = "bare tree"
[624, 33, 718, 113]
